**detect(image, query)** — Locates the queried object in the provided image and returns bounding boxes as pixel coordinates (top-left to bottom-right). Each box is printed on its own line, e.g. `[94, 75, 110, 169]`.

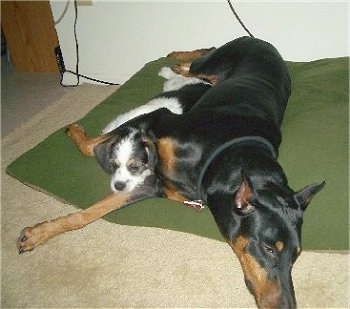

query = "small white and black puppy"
[94, 67, 211, 193]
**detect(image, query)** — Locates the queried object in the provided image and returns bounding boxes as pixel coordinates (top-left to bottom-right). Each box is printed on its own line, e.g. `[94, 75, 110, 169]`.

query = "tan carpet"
[1, 83, 349, 308]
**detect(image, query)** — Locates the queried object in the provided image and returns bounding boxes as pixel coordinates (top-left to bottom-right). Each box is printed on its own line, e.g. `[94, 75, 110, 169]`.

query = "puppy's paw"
[66, 123, 85, 138]
[17, 223, 51, 254]
[67, 123, 83, 132]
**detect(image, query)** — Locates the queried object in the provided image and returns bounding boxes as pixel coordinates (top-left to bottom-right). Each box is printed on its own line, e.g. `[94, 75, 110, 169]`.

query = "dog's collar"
[196, 136, 277, 202]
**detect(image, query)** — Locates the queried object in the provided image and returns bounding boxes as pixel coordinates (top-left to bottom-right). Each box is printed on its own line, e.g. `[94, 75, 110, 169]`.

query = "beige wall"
[50, 1, 349, 85]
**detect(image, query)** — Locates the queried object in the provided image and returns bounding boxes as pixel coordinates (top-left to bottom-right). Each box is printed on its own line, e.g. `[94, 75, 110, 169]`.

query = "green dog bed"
[7, 56, 349, 250]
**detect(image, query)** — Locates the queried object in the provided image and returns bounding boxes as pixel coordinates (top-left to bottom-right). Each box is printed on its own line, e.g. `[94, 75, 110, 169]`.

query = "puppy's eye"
[128, 163, 141, 173]
[110, 162, 120, 170]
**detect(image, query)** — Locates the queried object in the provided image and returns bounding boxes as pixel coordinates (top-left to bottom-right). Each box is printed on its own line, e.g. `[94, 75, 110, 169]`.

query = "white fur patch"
[158, 66, 178, 79]
[102, 66, 208, 134]
[113, 134, 134, 166]
[160, 66, 208, 92]
[102, 97, 183, 133]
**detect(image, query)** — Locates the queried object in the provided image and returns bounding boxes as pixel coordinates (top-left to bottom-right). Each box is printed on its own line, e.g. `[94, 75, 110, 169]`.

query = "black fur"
[93, 37, 325, 308]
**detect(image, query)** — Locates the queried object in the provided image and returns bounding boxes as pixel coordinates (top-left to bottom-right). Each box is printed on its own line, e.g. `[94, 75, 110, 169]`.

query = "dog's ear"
[141, 131, 158, 169]
[93, 139, 114, 174]
[294, 181, 325, 211]
[234, 170, 255, 215]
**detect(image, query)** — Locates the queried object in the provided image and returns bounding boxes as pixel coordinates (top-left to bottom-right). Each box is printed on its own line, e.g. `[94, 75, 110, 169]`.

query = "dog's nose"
[114, 181, 126, 191]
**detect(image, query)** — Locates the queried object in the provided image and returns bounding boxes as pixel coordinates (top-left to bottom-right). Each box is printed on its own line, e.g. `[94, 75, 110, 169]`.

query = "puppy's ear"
[93, 139, 114, 174]
[141, 131, 158, 169]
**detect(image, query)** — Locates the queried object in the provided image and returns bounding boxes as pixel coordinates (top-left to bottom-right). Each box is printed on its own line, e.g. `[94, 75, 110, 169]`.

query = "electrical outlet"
[76, 0, 93, 6]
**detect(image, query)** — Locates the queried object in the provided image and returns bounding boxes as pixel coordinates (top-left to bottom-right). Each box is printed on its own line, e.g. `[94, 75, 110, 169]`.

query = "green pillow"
[7, 57, 349, 250]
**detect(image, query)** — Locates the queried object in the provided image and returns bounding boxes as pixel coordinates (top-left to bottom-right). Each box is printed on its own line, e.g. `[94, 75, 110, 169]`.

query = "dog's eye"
[110, 162, 120, 170]
[262, 243, 276, 257]
[128, 163, 141, 173]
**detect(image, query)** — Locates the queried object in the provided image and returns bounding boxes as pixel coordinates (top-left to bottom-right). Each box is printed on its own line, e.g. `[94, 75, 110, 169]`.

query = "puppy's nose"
[114, 181, 126, 191]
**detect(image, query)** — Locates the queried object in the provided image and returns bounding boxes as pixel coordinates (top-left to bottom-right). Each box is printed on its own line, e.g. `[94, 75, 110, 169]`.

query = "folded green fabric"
[7, 57, 349, 250]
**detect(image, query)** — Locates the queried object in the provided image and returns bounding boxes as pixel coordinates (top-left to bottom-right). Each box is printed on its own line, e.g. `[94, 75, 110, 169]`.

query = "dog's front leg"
[66, 123, 111, 157]
[17, 193, 131, 254]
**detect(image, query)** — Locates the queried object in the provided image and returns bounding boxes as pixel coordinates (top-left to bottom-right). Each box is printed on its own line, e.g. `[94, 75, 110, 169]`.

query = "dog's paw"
[66, 123, 86, 140]
[66, 123, 83, 136]
[168, 48, 216, 60]
[171, 63, 191, 76]
[167, 51, 187, 60]
[17, 224, 50, 254]
[167, 51, 196, 61]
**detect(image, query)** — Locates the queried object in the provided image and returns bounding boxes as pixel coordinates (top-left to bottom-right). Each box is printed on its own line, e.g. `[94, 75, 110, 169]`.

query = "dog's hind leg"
[171, 62, 192, 76]
[17, 193, 132, 253]
[171, 63, 219, 86]
[66, 123, 111, 157]
[168, 47, 220, 85]
[167, 47, 216, 61]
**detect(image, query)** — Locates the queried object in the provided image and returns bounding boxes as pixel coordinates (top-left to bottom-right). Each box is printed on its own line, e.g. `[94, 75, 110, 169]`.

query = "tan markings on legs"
[171, 63, 192, 77]
[198, 74, 219, 86]
[66, 123, 111, 157]
[171, 63, 219, 86]
[17, 193, 131, 253]
[157, 137, 177, 176]
[167, 47, 216, 61]
[163, 185, 187, 204]
[229, 236, 282, 308]
[157, 138, 193, 205]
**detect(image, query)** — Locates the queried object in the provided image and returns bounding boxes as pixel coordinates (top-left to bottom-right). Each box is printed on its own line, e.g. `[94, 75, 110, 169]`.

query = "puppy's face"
[94, 128, 157, 193]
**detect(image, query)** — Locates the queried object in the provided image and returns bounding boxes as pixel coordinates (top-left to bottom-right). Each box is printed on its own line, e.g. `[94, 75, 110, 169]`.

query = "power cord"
[61, 0, 253, 87]
[226, 0, 254, 38]
[61, 0, 119, 87]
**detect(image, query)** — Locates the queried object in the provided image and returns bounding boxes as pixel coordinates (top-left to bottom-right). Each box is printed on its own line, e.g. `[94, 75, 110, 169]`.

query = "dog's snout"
[244, 278, 254, 295]
[114, 181, 126, 191]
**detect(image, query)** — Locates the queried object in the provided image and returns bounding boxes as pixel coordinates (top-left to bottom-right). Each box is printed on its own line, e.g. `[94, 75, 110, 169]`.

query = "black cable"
[60, 0, 79, 87]
[63, 0, 253, 87]
[61, 0, 119, 87]
[54, 0, 70, 25]
[73, 0, 79, 86]
[65, 69, 119, 85]
[226, 0, 254, 38]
